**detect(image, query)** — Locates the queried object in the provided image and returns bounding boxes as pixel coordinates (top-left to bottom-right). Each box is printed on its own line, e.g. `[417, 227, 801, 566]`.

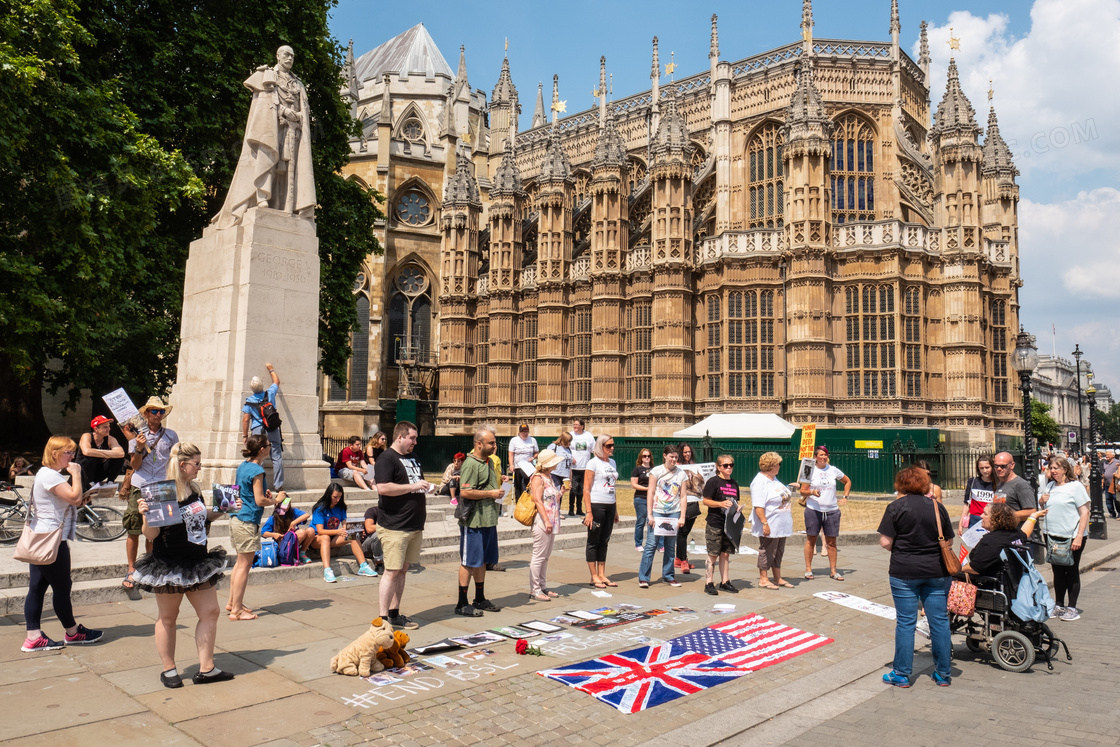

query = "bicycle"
[0, 481, 127, 542]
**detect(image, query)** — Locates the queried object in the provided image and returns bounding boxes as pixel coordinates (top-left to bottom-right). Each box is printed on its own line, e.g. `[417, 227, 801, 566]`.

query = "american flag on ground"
[537, 644, 747, 713]
[672, 613, 832, 672]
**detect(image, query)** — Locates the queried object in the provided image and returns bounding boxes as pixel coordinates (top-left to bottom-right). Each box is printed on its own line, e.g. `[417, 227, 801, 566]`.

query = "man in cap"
[74, 416, 126, 493]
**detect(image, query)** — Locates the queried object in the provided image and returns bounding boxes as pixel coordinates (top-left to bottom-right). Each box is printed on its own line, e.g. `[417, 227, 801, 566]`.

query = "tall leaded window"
[845, 284, 896, 398]
[475, 318, 489, 406]
[831, 114, 876, 224]
[991, 299, 1008, 403]
[627, 300, 652, 401]
[329, 292, 371, 401]
[902, 287, 921, 397]
[387, 265, 432, 362]
[707, 295, 722, 399]
[747, 124, 784, 229]
[518, 313, 537, 404]
[727, 290, 775, 398]
[569, 307, 591, 403]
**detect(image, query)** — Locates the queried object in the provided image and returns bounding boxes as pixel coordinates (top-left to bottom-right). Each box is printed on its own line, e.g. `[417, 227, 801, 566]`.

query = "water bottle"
[689, 538, 697, 554]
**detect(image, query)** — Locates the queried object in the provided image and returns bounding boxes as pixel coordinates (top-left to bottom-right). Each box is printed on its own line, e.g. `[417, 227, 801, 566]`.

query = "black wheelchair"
[949, 547, 1072, 673]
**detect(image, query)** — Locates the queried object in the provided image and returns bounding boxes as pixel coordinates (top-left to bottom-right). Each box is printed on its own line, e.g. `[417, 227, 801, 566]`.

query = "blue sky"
[330, 0, 1120, 390]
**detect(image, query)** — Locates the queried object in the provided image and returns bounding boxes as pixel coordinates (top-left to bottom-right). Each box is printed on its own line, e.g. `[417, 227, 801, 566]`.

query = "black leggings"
[25, 541, 76, 632]
[676, 509, 699, 561]
[586, 503, 616, 562]
[569, 471, 585, 513]
[1051, 537, 1086, 608]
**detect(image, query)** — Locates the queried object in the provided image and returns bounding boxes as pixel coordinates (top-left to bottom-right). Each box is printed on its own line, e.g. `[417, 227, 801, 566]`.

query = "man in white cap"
[120, 397, 179, 593]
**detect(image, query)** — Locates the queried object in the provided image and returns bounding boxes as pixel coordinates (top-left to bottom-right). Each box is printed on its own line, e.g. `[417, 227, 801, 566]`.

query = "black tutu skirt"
[133, 548, 227, 594]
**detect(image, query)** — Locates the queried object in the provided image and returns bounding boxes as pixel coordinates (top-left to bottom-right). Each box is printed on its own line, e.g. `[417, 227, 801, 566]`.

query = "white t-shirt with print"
[570, 431, 596, 470]
[807, 464, 846, 512]
[587, 457, 618, 504]
[509, 435, 539, 469]
[749, 472, 794, 538]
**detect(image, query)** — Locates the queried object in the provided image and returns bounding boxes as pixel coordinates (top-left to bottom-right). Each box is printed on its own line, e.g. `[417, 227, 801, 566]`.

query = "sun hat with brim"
[139, 396, 173, 418]
[535, 449, 564, 472]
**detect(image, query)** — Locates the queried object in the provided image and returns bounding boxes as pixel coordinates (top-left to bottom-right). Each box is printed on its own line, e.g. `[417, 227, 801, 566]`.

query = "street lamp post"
[1086, 374, 1108, 540]
[1010, 328, 1040, 491]
[1073, 344, 1085, 454]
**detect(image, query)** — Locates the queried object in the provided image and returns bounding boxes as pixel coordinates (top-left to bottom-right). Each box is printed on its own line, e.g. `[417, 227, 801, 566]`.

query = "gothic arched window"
[395, 189, 433, 227]
[388, 265, 432, 362]
[746, 123, 784, 229]
[831, 114, 876, 224]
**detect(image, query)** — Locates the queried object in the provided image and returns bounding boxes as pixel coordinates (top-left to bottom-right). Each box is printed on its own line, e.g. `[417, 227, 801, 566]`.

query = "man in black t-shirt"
[373, 421, 432, 630]
[701, 456, 742, 595]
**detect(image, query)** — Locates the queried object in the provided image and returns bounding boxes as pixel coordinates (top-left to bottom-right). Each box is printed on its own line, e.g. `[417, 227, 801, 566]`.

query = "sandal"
[544, 590, 559, 597]
[776, 580, 794, 588]
[804, 571, 815, 580]
[122, 575, 135, 590]
[591, 581, 607, 589]
[758, 581, 779, 590]
[830, 572, 845, 581]
[228, 609, 258, 621]
[603, 580, 618, 587]
[225, 604, 253, 614]
[530, 594, 551, 601]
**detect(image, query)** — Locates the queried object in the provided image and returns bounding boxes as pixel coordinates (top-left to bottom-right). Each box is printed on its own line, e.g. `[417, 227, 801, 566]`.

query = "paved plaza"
[2, 527, 1117, 746]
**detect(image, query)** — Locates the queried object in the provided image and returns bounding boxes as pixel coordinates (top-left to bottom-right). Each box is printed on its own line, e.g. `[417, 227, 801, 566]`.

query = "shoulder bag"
[947, 573, 977, 616]
[1046, 535, 1074, 566]
[932, 498, 963, 575]
[14, 501, 66, 565]
[514, 475, 540, 527]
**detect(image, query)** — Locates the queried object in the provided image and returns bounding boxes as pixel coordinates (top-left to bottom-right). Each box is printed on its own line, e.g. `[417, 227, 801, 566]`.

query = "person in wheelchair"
[961, 502, 1046, 577]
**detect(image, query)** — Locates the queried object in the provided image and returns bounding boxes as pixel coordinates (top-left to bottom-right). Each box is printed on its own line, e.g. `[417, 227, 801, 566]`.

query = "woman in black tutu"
[135, 442, 236, 689]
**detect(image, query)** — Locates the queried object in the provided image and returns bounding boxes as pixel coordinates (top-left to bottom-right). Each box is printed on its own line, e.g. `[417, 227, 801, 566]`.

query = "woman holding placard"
[801, 446, 851, 581]
[135, 443, 234, 688]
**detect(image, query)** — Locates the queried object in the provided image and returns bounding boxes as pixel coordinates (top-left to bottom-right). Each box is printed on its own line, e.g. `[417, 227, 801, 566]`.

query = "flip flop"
[591, 582, 607, 589]
[758, 581, 779, 590]
[228, 610, 258, 621]
[530, 594, 551, 601]
[776, 580, 795, 588]
[830, 572, 845, 581]
[225, 604, 253, 614]
[544, 590, 560, 597]
[603, 580, 618, 587]
[804, 571, 815, 580]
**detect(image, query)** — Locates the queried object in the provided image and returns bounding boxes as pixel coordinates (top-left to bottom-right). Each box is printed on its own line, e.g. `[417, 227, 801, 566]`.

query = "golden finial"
[665, 51, 676, 79]
[948, 26, 960, 53]
[551, 100, 567, 114]
[504, 37, 508, 53]
[591, 89, 600, 100]
[988, 79, 994, 101]
[609, 73, 613, 97]
[460, 130, 472, 145]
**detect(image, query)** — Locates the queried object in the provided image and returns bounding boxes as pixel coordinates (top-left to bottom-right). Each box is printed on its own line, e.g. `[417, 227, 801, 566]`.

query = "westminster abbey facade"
[332, 1, 1022, 441]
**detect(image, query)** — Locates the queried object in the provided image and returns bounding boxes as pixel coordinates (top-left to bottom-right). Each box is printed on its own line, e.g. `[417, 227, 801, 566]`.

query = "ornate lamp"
[1086, 373, 1108, 539]
[1010, 328, 1039, 489]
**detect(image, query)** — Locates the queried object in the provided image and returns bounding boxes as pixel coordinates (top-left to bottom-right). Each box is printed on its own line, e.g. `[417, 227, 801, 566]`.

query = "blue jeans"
[888, 575, 952, 679]
[251, 425, 284, 489]
[1107, 491, 1117, 519]
[639, 512, 678, 583]
[633, 496, 647, 545]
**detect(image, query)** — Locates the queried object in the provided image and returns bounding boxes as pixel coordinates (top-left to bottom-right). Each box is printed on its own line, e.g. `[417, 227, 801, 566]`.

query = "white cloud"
[916, 0, 1120, 187]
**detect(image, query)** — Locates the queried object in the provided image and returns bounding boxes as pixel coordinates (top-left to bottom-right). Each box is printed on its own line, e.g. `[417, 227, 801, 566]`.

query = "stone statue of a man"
[214, 46, 316, 228]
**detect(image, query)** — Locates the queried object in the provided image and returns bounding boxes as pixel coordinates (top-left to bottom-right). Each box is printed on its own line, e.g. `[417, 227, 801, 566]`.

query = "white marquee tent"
[672, 413, 797, 440]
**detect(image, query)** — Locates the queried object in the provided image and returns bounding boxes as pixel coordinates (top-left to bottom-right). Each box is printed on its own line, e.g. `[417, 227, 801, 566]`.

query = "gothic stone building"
[332, 3, 1022, 442]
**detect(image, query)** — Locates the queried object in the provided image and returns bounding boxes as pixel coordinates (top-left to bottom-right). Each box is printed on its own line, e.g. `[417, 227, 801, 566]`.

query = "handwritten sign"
[102, 388, 140, 424]
[798, 424, 817, 459]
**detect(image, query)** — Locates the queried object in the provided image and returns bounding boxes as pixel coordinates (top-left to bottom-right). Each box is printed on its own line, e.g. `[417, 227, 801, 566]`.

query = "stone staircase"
[0, 489, 635, 614]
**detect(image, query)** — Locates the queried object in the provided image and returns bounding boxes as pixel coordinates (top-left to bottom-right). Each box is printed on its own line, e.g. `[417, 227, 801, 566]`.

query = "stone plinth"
[170, 208, 329, 490]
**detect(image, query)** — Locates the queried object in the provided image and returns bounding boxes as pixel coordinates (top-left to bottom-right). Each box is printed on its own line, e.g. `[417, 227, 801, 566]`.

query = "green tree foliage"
[0, 0, 204, 445]
[1030, 398, 1061, 448]
[1, 0, 382, 446]
[1096, 403, 1120, 444]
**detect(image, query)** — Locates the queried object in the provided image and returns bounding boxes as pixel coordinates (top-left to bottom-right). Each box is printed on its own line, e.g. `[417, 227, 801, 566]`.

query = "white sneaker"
[323, 568, 337, 583]
[1059, 607, 1080, 621]
[1050, 606, 1065, 619]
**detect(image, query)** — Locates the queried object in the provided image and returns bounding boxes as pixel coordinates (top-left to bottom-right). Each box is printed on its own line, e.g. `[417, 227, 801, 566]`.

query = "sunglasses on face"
[718, 463, 734, 469]
[149, 409, 166, 415]
[605, 443, 615, 449]
[993, 464, 1011, 469]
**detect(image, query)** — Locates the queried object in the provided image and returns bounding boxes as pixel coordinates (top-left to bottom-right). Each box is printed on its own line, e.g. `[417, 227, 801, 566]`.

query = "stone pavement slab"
[172, 691, 356, 747]
[1, 712, 202, 747]
[0, 672, 147, 741]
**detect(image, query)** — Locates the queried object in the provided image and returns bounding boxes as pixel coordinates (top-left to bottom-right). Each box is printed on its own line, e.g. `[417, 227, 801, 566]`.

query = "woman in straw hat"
[528, 450, 564, 601]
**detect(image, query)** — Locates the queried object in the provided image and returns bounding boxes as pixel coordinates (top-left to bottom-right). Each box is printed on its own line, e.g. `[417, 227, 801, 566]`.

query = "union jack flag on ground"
[537, 644, 747, 713]
[671, 613, 833, 672]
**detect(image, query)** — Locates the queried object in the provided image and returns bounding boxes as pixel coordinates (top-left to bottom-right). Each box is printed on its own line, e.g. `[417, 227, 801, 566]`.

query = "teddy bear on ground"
[375, 629, 412, 670]
[330, 617, 395, 677]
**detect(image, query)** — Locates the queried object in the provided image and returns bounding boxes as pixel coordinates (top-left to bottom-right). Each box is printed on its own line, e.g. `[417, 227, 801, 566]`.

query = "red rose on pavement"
[515, 639, 528, 655]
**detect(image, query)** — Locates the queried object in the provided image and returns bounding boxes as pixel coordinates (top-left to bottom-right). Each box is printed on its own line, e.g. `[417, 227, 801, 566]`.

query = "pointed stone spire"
[492, 139, 524, 195]
[444, 141, 481, 206]
[532, 81, 547, 128]
[651, 36, 660, 80]
[784, 60, 828, 127]
[598, 56, 607, 128]
[593, 108, 627, 169]
[982, 103, 1018, 177]
[539, 126, 572, 181]
[550, 74, 560, 123]
[491, 55, 516, 104]
[890, 0, 901, 37]
[651, 88, 690, 163]
[454, 45, 470, 102]
[342, 39, 359, 103]
[918, 20, 930, 75]
[710, 14, 719, 60]
[801, 0, 814, 52]
[930, 58, 981, 138]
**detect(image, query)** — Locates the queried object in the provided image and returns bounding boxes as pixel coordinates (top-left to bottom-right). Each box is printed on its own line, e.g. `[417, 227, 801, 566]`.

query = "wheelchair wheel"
[964, 636, 985, 653]
[993, 630, 1035, 673]
[0, 503, 27, 543]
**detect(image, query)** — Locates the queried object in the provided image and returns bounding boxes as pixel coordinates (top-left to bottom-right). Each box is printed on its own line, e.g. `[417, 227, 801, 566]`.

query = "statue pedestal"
[170, 208, 329, 491]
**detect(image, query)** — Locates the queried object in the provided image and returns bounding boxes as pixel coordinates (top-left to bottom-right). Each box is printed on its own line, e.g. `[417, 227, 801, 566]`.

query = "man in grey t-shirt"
[1101, 450, 1118, 519]
[992, 452, 1037, 523]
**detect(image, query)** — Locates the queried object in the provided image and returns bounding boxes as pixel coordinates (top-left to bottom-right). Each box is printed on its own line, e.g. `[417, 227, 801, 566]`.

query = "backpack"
[248, 397, 282, 431]
[1001, 547, 1055, 622]
[254, 538, 278, 568]
[278, 531, 300, 566]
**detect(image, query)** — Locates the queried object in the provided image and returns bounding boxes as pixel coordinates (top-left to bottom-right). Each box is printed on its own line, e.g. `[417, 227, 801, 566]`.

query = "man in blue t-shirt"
[241, 362, 284, 489]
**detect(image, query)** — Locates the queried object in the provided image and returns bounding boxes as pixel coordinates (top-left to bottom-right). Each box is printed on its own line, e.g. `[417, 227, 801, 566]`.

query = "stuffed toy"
[330, 617, 395, 677]
[376, 629, 412, 670]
